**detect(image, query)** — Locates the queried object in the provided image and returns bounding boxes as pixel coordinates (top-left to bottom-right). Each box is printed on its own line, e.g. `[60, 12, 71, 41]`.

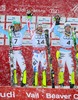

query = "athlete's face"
[36, 26, 43, 34]
[14, 24, 21, 32]
[65, 26, 71, 32]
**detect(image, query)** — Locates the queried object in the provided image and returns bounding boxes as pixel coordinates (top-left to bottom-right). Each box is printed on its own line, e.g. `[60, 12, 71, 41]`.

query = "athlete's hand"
[26, 10, 33, 17]
[54, 14, 60, 25]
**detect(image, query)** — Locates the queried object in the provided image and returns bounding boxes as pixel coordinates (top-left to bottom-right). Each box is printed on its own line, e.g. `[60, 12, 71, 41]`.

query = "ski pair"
[45, 29, 55, 88]
[72, 27, 78, 88]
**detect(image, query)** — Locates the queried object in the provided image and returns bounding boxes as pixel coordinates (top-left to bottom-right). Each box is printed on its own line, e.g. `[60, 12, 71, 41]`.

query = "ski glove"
[54, 14, 60, 25]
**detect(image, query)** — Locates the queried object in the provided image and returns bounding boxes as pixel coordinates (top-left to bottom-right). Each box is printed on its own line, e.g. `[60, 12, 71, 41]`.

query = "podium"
[0, 86, 78, 100]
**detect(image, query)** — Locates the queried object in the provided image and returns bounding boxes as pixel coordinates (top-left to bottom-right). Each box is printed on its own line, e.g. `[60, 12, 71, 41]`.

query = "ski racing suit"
[0, 25, 28, 86]
[31, 32, 47, 87]
[53, 25, 76, 86]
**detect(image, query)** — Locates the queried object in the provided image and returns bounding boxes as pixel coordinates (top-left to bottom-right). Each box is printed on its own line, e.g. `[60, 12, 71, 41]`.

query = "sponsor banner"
[0, 87, 78, 100]
[51, 40, 60, 46]
[5, 39, 9, 45]
[22, 16, 36, 23]
[42, 24, 51, 30]
[60, 17, 66, 23]
[37, 16, 51, 23]
[22, 39, 32, 46]
[6, 15, 20, 22]
[0, 23, 5, 29]
[67, 18, 78, 24]
[22, 23, 35, 30]
[0, 15, 5, 22]
[0, 39, 4, 45]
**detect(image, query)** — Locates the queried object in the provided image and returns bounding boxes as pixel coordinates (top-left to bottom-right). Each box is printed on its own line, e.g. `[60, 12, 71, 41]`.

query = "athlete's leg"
[13, 51, 18, 85]
[40, 51, 47, 87]
[57, 51, 66, 86]
[66, 52, 75, 88]
[32, 50, 39, 86]
[16, 51, 27, 86]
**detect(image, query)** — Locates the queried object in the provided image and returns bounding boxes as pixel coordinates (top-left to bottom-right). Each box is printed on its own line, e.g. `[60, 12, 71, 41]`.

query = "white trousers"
[13, 50, 26, 72]
[32, 50, 47, 72]
[58, 51, 74, 74]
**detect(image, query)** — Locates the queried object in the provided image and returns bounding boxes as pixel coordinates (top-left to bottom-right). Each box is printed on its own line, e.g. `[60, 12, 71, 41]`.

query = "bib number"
[67, 41, 70, 45]
[14, 39, 18, 44]
[37, 40, 44, 45]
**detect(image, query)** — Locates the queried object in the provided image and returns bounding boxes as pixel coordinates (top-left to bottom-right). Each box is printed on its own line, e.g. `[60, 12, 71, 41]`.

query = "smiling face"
[65, 25, 71, 33]
[64, 22, 71, 36]
[36, 24, 43, 34]
[14, 24, 21, 32]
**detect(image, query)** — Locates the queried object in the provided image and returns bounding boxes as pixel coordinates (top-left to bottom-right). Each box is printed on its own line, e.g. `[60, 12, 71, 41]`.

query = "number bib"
[60, 34, 73, 48]
[12, 32, 23, 46]
[32, 33, 46, 47]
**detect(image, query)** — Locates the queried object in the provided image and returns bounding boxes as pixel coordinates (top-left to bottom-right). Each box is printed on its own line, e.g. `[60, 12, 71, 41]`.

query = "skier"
[32, 24, 47, 87]
[26, 9, 47, 87]
[0, 20, 28, 87]
[50, 14, 77, 88]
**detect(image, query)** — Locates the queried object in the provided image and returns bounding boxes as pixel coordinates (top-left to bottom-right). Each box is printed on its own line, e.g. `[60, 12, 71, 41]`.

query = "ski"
[45, 29, 55, 88]
[72, 27, 78, 81]
[44, 14, 60, 88]
[8, 25, 14, 86]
